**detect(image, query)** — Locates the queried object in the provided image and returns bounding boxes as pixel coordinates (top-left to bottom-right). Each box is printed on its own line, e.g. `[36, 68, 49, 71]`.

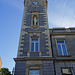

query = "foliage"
[0, 67, 11, 75]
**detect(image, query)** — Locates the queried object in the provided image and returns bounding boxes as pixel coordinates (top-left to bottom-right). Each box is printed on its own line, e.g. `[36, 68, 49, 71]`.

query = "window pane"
[57, 41, 64, 44]
[58, 45, 62, 56]
[62, 68, 73, 75]
[31, 43, 34, 51]
[31, 38, 39, 52]
[71, 30, 75, 32]
[29, 70, 39, 75]
[62, 45, 67, 55]
[57, 40, 68, 56]
[35, 43, 39, 51]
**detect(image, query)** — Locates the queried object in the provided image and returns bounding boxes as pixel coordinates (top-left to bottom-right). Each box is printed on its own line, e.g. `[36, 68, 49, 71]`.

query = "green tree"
[0, 67, 11, 75]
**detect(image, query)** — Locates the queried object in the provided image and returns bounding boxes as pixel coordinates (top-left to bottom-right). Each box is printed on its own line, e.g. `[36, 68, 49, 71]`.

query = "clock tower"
[14, 0, 54, 75]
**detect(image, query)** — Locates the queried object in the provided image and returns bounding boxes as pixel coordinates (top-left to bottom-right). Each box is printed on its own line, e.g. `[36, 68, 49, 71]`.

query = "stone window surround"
[30, 34, 40, 52]
[26, 61, 42, 75]
[27, 31, 42, 57]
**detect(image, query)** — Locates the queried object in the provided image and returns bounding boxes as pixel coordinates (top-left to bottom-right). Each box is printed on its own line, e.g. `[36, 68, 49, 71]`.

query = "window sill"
[31, 25, 39, 28]
[57, 55, 71, 57]
[29, 51, 41, 53]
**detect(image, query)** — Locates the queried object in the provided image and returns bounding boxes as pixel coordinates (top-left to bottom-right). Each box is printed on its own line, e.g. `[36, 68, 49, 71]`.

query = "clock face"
[32, 1, 39, 5]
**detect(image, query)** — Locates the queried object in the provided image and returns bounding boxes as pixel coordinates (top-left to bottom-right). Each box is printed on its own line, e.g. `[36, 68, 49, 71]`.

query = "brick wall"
[0, 58, 2, 69]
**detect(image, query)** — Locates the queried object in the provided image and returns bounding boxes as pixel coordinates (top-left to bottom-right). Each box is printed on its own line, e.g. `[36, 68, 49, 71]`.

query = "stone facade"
[14, 0, 75, 75]
[50, 28, 75, 75]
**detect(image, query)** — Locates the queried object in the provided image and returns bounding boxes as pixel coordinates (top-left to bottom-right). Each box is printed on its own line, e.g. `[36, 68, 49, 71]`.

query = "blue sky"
[0, 0, 75, 72]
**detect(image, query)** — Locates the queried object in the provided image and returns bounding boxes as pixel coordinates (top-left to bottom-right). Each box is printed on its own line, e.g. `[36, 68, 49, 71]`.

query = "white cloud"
[48, 11, 75, 28]
[48, 0, 75, 28]
[1, 0, 75, 28]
